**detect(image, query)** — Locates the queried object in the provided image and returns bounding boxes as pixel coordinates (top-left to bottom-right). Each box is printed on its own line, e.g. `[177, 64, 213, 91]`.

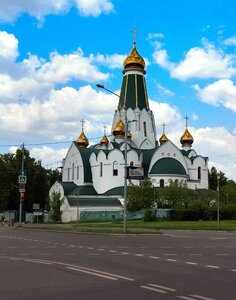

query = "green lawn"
[22, 220, 236, 233]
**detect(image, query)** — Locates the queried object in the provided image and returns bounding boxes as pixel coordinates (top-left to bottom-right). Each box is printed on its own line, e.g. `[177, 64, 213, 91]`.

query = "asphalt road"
[0, 227, 235, 300]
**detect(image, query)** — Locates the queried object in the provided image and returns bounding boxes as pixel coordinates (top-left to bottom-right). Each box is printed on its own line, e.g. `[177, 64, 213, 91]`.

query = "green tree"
[49, 191, 63, 222]
[0, 147, 62, 212]
[209, 167, 228, 190]
[127, 178, 154, 211]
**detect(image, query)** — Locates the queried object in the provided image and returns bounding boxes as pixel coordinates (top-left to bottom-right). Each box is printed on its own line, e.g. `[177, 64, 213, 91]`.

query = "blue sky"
[0, 0, 236, 180]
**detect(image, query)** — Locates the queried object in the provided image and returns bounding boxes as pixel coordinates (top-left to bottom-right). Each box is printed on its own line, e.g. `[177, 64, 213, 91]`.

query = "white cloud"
[75, 0, 114, 17]
[193, 79, 236, 112]
[37, 49, 109, 84]
[0, 0, 114, 23]
[224, 36, 236, 46]
[0, 31, 19, 60]
[0, 32, 110, 104]
[153, 49, 174, 69]
[147, 33, 165, 40]
[89, 53, 126, 69]
[157, 83, 175, 96]
[153, 39, 236, 80]
[193, 127, 236, 180]
[0, 85, 117, 143]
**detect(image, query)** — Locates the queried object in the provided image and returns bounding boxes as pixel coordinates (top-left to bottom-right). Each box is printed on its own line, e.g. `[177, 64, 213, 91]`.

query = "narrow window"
[100, 162, 103, 177]
[160, 179, 164, 187]
[143, 122, 147, 137]
[113, 161, 118, 176]
[67, 168, 70, 181]
[198, 166, 201, 180]
[72, 163, 74, 180]
[77, 166, 79, 179]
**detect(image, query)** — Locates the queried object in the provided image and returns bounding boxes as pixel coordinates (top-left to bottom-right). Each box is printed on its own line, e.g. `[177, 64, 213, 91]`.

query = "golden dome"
[180, 127, 194, 145]
[123, 42, 145, 70]
[100, 134, 109, 146]
[127, 131, 132, 139]
[113, 115, 125, 137]
[76, 129, 89, 147]
[159, 132, 168, 144]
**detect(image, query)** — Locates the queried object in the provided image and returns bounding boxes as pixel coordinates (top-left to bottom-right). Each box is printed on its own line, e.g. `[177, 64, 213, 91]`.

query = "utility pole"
[19, 143, 25, 227]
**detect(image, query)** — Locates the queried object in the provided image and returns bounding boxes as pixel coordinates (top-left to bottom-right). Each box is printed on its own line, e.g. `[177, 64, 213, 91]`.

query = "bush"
[143, 209, 156, 222]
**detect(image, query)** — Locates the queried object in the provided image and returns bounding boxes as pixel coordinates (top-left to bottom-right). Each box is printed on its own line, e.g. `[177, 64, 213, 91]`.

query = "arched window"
[77, 166, 79, 179]
[160, 179, 164, 187]
[100, 162, 103, 177]
[198, 166, 201, 180]
[113, 161, 118, 176]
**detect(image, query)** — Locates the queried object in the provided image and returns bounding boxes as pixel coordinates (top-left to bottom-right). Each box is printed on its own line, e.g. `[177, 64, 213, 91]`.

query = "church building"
[49, 40, 209, 222]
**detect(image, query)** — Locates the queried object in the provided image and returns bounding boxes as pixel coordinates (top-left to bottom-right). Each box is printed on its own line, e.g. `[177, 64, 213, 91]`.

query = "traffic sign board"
[19, 188, 25, 193]
[18, 175, 27, 184]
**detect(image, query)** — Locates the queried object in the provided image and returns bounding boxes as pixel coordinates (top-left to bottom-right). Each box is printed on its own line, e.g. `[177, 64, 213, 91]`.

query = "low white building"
[49, 40, 208, 222]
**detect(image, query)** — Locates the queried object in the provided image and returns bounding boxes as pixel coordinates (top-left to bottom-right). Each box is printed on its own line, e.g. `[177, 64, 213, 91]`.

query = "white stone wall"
[90, 148, 141, 194]
[62, 143, 85, 184]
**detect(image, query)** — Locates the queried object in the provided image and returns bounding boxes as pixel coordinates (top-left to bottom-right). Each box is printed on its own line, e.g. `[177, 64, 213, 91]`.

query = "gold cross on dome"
[131, 28, 138, 43]
[80, 118, 85, 130]
[162, 122, 166, 133]
[184, 115, 189, 127]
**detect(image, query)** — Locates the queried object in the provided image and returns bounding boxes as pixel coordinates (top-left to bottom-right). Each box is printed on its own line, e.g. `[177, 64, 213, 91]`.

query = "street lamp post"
[217, 173, 220, 230]
[96, 84, 128, 233]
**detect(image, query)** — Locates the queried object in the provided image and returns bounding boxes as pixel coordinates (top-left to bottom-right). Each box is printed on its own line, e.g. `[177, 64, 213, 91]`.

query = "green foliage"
[208, 166, 228, 190]
[0, 148, 62, 212]
[50, 191, 64, 222]
[143, 209, 156, 222]
[127, 178, 155, 211]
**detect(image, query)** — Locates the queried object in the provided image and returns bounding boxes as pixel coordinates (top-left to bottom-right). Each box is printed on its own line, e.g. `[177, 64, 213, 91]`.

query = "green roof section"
[119, 74, 149, 110]
[103, 186, 124, 195]
[150, 157, 187, 175]
[67, 197, 122, 207]
[142, 148, 157, 176]
[70, 185, 97, 196]
[60, 181, 77, 195]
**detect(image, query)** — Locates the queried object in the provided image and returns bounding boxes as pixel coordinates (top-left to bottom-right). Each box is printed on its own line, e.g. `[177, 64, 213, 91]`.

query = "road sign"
[33, 211, 42, 216]
[127, 166, 144, 180]
[19, 188, 25, 193]
[18, 175, 27, 184]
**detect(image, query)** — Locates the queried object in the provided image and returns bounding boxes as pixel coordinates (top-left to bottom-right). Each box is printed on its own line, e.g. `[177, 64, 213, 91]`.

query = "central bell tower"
[111, 39, 157, 149]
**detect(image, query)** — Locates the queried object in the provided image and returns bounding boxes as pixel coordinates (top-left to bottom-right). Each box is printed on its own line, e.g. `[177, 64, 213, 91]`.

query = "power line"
[0, 135, 112, 148]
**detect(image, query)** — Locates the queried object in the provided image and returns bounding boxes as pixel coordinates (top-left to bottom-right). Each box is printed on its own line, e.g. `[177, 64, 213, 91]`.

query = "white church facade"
[49, 40, 209, 222]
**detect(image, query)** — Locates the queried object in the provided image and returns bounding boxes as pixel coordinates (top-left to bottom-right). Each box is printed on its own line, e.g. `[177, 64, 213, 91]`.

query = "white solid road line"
[206, 265, 219, 269]
[140, 283, 176, 294]
[185, 261, 198, 265]
[24, 259, 53, 265]
[177, 296, 198, 300]
[148, 283, 176, 292]
[67, 267, 118, 280]
[149, 256, 160, 259]
[189, 294, 216, 300]
[140, 285, 167, 294]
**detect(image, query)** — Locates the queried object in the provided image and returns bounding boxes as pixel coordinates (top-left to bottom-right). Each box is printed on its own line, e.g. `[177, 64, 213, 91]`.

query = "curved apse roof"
[149, 158, 187, 176]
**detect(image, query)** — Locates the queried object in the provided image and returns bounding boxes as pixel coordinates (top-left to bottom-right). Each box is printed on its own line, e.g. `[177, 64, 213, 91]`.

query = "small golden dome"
[123, 42, 145, 70]
[159, 132, 168, 144]
[100, 134, 109, 146]
[180, 127, 194, 145]
[113, 115, 125, 137]
[76, 130, 89, 147]
[127, 131, 132, 139]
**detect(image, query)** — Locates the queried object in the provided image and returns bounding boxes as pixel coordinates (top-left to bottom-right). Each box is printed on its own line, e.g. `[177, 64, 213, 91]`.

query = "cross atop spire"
[184, 115, 189, 127]
[80, 118, 85, 130]
[103, 125, 107, 135]
[162, 122, 166, 133]
[131, 28, 138, 44]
